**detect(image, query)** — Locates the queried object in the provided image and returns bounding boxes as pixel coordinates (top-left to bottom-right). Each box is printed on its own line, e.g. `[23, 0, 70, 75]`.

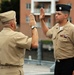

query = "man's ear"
[10, 22, 14, 28]
[10, 22, 15, 30]
[65, 14, 68, 19]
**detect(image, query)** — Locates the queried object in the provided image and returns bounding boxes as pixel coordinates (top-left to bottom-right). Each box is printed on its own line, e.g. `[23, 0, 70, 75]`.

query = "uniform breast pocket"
[58, 34, 73, 48]
[59, 34, 70, 43]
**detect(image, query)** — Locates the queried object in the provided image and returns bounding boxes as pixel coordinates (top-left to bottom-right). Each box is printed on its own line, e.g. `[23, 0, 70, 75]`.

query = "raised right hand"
[29, 14, 36, 27]
[39, 8, 45, 20]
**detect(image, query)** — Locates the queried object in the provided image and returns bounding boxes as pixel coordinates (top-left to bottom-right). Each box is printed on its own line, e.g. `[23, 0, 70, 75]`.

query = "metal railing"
[34, 8, 51, 13]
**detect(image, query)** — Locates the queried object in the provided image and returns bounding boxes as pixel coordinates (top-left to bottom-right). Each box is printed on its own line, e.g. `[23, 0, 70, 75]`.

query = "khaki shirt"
[0, 28, 32, 66]
[46, 21, 74, 60]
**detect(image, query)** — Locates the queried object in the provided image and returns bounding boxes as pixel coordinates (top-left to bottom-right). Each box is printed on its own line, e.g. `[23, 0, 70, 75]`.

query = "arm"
[40, 8, 49, 35]
[29, 14, 38, 49]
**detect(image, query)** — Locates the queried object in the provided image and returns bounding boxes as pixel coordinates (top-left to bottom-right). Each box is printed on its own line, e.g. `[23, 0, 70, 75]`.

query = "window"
[26, 16, 30, 23]
[26, 3, 31, 10]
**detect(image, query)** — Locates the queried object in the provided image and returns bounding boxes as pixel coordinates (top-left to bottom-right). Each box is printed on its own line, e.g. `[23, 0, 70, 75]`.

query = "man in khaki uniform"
[39, 4, 74, 75]
[0, 10, 38, 75]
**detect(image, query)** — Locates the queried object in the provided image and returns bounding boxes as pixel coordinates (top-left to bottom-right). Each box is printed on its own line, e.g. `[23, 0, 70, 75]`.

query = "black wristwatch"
[31, 26, 37, 30]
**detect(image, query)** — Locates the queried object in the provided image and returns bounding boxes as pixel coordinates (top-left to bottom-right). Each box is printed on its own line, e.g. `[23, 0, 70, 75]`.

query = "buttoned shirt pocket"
[59, 34, 70, 43]
[58, 33, 74, 49]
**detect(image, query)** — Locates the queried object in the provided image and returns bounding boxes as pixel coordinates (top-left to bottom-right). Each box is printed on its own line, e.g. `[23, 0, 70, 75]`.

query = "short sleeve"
[15, 32, 32, 50]
[46, 28, 53, 39]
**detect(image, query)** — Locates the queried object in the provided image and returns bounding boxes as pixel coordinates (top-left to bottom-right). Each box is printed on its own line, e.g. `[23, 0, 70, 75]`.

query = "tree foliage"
[0, 0, 20, 25]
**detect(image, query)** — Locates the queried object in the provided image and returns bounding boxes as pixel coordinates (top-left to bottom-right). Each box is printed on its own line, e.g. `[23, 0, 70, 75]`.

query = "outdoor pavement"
[23, 59, 55, 75]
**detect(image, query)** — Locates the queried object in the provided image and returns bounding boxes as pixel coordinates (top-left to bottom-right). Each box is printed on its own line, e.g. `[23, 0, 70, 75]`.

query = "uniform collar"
[56, 21, 70, 30]
[1, 28, 13, 32]
[63, 21, 70, 29]
[3, 28, 12, 30]
[55, 21, 71, 34]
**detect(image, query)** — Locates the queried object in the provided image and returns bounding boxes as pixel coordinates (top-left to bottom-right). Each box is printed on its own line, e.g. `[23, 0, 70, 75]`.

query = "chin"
[55, 21, 59, 23]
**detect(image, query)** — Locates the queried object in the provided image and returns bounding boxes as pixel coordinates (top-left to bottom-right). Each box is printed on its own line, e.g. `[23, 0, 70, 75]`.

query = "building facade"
[20, 0, 74, 40]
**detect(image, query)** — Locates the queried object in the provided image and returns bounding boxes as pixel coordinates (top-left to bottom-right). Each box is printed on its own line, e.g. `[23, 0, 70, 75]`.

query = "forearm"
[31, 28, 38, 48]
[40, 19, 49, 35]
[29, 14, 38, 48]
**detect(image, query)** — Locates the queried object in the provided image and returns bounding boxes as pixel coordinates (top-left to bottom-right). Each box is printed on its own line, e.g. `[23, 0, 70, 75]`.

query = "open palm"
[29, 14, 36, 27]
[39, 8, 45, 20]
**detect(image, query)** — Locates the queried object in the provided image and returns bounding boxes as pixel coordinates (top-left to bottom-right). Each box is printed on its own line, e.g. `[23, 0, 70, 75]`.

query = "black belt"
[56, 57, 74, 63]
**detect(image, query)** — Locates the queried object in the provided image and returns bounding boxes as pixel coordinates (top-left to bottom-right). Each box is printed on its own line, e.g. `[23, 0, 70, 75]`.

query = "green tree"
[0, 0, 20, 25]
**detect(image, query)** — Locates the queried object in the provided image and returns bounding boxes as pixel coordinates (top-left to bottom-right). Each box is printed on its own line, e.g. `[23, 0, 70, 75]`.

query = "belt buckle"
[57, 60, 60, 62]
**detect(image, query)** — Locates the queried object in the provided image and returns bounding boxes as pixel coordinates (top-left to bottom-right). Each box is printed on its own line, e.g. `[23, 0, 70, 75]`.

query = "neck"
[59, 20, 68, 27]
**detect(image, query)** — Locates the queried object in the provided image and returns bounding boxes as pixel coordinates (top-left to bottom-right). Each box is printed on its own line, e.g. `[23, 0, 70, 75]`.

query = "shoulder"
[67, 22, 74, 34]
[13, 31, 26, 37]
[50, 23, 59, 30]
[68, 22, 74, 30]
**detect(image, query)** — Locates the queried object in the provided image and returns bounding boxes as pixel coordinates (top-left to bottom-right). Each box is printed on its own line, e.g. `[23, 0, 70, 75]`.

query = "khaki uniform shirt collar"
[56, 21, 70, 32]
[63, 21, 70, 29]
[2, 28, 13, 32]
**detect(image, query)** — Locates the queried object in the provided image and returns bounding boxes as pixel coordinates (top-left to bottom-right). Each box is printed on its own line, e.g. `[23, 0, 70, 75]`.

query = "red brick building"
[20, 0, 74, 40]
